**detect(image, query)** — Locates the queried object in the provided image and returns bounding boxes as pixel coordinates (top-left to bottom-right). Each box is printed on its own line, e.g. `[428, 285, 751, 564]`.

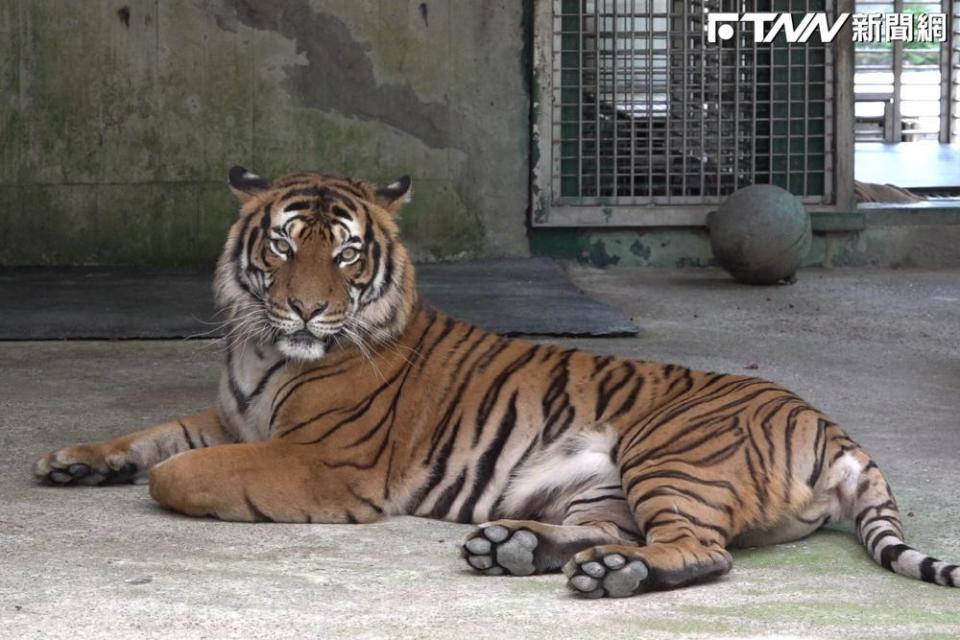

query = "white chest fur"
[217, 341, 286, 443]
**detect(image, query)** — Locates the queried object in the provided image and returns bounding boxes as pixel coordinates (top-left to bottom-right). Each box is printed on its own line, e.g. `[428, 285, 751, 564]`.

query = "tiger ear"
[375, 175, 413, 213]
[228, 165, 270, 204]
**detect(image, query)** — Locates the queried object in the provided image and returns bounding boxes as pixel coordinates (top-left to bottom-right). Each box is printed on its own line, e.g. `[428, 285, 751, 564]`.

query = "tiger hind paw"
[461, 523, 540, 576]
[563, 549, 650, 598]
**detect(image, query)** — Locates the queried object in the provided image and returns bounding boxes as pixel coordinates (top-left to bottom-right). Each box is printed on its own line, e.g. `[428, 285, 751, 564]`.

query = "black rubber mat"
[0, 258, 638, 339]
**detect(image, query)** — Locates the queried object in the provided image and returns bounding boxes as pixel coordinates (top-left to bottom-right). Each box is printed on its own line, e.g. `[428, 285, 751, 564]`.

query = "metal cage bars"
[532, 0, 852, 227]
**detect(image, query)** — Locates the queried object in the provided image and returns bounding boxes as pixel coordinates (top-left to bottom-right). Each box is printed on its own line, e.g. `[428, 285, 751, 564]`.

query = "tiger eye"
[274, 238, 291, 254]
[340, 247, 359, 262]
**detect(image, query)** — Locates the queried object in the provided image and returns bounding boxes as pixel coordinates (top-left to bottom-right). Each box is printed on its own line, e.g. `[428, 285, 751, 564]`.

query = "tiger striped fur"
[33, 167, 960, 597]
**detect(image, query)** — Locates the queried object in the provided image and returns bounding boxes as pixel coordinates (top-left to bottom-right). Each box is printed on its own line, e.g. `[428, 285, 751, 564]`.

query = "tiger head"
[214, 166, 417, 361]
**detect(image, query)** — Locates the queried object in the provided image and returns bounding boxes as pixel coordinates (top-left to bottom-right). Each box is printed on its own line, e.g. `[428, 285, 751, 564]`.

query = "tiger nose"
[288, 298, 327, 321]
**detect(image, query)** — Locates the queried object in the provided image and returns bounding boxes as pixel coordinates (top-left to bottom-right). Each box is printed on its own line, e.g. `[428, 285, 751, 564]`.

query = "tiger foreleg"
[148, 441, 387, 524]
[33, 408, 229, 486]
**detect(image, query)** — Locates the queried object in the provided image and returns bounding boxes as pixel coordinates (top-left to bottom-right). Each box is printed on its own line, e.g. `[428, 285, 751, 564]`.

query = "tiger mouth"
[280, 330, 335, 348]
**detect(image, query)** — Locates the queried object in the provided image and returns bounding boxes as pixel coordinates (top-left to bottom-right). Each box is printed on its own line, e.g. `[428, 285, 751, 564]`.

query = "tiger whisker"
[347, 317, 421, 368]
[340, 324, 386, 383]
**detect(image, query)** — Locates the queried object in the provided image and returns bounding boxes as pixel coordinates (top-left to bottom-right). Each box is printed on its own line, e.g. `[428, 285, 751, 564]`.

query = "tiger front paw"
[33, 444, 142, 486]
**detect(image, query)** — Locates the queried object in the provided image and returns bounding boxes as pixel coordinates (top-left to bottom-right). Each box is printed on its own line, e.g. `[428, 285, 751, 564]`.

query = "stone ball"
[707, 185, 812, 285]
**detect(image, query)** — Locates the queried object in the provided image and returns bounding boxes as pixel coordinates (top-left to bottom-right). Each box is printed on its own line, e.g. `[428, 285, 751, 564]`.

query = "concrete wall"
[0, 0, 530, 266]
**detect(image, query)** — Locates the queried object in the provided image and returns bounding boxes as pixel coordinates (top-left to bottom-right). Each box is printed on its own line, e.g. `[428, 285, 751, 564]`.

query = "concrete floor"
[2, 267, 959, 639]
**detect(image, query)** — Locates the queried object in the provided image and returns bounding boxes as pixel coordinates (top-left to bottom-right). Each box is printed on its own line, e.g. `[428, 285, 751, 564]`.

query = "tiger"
[33, 166, 959, 598]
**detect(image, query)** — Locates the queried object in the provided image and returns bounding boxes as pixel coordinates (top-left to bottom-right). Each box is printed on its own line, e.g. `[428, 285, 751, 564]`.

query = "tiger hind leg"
[462, 519, 636, 576]
[462, 483, 640, 576]
[563, 521, 733, 598]
[564, 455, 738, 597]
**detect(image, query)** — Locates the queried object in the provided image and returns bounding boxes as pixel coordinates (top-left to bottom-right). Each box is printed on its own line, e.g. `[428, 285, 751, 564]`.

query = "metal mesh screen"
[553, 0, 834, 207]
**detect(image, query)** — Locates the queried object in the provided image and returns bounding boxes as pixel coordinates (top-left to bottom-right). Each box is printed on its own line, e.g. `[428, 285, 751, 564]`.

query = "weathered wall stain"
[222, 0, 449, 150]
[1, 0, 530, 266]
